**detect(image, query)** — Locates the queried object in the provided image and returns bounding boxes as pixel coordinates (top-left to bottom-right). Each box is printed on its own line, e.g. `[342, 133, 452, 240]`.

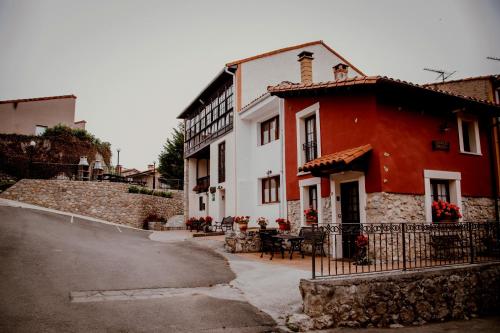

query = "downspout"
[488, 116, 500, 222]
[224, 66, 237, 215]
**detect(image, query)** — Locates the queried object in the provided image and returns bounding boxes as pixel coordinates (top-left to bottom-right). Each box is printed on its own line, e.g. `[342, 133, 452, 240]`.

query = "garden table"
[272, 234, 304, 260]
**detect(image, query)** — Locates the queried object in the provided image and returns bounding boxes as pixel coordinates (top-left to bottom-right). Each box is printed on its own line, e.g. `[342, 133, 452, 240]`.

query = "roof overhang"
[300, 144, 373, 177]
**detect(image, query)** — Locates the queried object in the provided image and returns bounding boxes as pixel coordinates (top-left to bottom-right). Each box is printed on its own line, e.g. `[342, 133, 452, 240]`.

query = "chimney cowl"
[297, 51, 314, 61]
[333, 63, 349, 80]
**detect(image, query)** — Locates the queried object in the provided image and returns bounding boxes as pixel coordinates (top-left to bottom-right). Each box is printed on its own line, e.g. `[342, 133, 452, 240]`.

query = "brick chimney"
[333, 63, 349, 80]
[297, 51, 314, 84]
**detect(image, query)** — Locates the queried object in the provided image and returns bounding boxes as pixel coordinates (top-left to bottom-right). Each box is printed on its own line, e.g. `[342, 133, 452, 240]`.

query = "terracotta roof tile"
[300, 144, 372, 173]
[268, 76, 500, 107]
[0, 94, 76, 104]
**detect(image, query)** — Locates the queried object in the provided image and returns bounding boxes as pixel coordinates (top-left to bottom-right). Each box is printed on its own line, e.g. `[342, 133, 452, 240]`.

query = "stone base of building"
[298, 262, 500, 330]
[224, 230, 261, 253]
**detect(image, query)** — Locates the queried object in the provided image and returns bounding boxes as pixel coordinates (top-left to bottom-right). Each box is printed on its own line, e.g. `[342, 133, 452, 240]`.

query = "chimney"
[147, 164, 154, 171]
[297, 51, 314, 84]
[333, 63, 349, 81]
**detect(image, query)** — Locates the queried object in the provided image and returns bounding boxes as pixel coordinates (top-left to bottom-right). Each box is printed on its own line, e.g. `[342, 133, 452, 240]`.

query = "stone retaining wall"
[296, 263, 500, 330]
[0, 179, 183, 228]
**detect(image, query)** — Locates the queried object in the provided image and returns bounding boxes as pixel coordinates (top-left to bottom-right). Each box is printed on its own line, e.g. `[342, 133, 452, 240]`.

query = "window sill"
[459, 151, 482, 156]
[297, 171, 311, 176]
[260, 202, 280, 205]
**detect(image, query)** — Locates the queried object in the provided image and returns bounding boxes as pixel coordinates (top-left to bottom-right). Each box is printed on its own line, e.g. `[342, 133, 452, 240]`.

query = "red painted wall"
[284, 91, 494, 201]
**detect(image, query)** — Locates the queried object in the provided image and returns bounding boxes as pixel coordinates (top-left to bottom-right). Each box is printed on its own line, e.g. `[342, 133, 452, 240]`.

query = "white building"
[177, 40, 363, 227]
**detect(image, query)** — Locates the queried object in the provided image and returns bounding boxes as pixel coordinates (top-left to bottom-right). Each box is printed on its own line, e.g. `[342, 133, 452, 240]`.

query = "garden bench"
[213, 216, 234, 232]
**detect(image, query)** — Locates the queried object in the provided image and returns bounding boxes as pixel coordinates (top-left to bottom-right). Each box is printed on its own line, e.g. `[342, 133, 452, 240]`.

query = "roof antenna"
[423, 68, 457, 82]
[487, 56, 500, 61]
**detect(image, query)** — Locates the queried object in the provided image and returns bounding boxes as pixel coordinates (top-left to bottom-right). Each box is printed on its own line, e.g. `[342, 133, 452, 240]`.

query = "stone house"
[177, 41, 364, 225]
[267, 66, 500, 229]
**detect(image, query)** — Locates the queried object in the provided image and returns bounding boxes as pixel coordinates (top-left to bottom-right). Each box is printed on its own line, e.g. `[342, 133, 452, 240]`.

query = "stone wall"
[322, 196, 332, 224]
[0, 179, 183, 229]
[224, 230, 261, 253]
[366, 193, 426, 223]
[287, 200, 301, 232]
[296, 263, 500, 330]
[462, 197, 496, 222]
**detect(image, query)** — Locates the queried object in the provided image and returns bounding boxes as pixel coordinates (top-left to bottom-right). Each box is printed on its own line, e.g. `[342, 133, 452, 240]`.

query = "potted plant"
[235, 216, 250, 232]
[432, 200, 462, 223]
[354, 234, 371, 265]
[257, 217, 268, 229]
[304, 208, 318, 224]
[276, 218, 291, 231]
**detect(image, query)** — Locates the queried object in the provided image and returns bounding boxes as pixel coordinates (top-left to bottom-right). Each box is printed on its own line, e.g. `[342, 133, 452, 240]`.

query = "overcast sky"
[1, 0, 499, 170]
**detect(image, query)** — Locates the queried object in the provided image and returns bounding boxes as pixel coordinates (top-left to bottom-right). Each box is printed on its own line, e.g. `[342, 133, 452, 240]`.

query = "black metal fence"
[311, 222, 500, 279]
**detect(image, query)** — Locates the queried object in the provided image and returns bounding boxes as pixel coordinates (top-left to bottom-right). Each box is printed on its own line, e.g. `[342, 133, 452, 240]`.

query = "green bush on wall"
[128, 185, 172, 198]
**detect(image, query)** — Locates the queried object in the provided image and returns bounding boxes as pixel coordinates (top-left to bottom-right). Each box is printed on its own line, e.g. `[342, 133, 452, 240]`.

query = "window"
[199, 196, 205, 211]
[430, 179, 450, 202]
[218, 142, 225, 183]
[308, 186, 318, 210]
[262, 176, 280, 204]
[304, 115, 317, 162]
[260, 116, 279, 145]
[458, 117, 481, 154]
[35, 125, 47, 136]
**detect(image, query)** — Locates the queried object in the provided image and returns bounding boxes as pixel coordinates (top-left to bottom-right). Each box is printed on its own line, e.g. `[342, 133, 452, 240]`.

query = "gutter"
[224, 66, 237, 215]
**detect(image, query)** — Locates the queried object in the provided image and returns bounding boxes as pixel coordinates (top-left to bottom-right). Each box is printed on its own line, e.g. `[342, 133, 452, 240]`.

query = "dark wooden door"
[340, 181, 360, 258]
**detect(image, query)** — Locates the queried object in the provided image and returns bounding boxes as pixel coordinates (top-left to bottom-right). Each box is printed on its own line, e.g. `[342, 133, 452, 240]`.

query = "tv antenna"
[423, 68, 457, 82]
[487, 56, 500, 61]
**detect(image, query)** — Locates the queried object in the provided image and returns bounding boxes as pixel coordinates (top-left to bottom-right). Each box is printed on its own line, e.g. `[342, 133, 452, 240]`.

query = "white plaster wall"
[235, 96, 284, 228]
[240, 44, 361, 107]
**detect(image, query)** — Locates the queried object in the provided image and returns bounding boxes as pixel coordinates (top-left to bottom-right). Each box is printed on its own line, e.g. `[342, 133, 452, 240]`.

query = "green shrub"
[139, 187, 153, 195]
[128, 185, 140, 193]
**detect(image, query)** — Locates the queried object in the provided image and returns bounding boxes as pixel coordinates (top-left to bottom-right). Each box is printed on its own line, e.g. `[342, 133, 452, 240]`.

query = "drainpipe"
[488, 116, 500, 222]
[224, 66, 237, 215]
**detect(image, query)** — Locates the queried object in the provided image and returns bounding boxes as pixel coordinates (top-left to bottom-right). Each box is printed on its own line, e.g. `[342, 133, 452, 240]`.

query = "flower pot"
[239, 223, 248, 232]
[278, 223, 289, 231]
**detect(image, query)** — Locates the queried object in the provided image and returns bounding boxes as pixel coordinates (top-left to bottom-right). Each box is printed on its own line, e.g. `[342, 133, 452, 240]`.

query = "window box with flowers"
[304, 208, 318, 225]
[432, 200, 462, 223]
[276, 218, 291, 231]
[235, 216, 250, 232]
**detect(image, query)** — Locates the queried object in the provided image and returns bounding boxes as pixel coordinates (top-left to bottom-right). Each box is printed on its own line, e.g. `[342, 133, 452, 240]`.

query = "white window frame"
[299, 177, 322, 226]
[423, 170, 462, 223]
[296, 102, 321, 173]
[457, 116, 481, 155]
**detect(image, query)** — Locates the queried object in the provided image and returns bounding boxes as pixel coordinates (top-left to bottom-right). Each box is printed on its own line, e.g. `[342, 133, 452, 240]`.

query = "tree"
[158, 122, 184, 186]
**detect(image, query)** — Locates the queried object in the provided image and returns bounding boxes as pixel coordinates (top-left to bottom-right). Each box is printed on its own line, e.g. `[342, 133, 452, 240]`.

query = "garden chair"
[300, 227, 326, 257]
[213, 216, 234, 232]
[259, 230, 284, 260]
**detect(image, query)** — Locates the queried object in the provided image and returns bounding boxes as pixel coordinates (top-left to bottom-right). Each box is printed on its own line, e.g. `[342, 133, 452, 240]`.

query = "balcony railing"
[194, 176, 210, 193]
[303, 141, 317, 162]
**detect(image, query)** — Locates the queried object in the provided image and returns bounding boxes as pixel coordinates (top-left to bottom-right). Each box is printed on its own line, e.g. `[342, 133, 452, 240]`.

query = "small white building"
[177, 41, 363, 227]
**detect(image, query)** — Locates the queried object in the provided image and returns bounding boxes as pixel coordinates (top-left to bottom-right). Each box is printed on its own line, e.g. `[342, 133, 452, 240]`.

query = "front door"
[340, 181, 360, 258]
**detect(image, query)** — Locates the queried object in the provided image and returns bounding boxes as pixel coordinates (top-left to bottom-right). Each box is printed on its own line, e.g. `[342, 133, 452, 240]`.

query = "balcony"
[193, 176, 210, 193]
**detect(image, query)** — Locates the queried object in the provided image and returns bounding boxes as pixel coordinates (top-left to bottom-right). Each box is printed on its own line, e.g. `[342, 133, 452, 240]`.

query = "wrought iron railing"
[303, 141, 317, 162]
[311, 222, 500, 279]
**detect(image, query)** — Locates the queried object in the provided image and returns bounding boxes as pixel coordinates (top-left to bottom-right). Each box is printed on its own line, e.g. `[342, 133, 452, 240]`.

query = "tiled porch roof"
[299, 144, 372, 173]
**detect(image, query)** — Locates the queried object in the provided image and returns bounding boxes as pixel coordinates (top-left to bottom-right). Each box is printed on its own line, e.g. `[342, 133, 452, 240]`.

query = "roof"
[0, 94, 77, 105]
[423, 74, 500, 87]
[226, 40, 365, 76]
[300, 144, 373, 173]
[268, 76, 500, 108]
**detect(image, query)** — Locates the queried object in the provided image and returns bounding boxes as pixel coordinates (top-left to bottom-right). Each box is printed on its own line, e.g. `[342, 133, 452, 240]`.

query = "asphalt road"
[0, 206, 276, 332]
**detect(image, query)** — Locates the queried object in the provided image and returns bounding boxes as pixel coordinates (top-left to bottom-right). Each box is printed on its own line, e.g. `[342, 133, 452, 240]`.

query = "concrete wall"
[0, 96, 81, 135]
[298, 263, 500, 330]
[0, 179, 183, 228]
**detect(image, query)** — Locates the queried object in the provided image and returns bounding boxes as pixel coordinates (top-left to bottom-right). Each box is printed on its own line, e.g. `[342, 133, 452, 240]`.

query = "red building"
[269, 73, 500, 228]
